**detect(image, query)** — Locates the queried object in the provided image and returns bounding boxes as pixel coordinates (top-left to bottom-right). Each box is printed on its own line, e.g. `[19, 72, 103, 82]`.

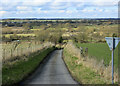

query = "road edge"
[61, 49, 82, 85]
[17, 47, 56, 86]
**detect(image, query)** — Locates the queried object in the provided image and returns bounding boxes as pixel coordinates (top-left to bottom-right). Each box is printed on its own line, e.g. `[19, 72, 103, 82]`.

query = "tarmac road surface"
[22, 50, 78, 85]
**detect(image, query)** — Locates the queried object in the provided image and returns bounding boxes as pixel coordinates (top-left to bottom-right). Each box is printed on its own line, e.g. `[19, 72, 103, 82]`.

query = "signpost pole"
[105, 37, 120, 84]
[112, 47, 114, 84]
[112, 37, 114, 84]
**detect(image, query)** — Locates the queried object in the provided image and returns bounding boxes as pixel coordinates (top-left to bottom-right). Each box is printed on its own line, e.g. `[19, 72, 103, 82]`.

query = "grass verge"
[63, 48, 109, 84]
[2, 47, 55, 86]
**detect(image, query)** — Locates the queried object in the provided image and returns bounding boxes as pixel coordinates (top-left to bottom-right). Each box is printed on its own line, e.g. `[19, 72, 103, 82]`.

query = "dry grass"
[63, 47, 108, 84]
[2, 41, 54, 63]
[3, 34, 36, 38]
[64, 42, 118, 84]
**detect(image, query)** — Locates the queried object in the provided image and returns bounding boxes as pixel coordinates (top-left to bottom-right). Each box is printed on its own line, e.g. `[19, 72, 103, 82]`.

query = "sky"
[0, 0, 119, 19]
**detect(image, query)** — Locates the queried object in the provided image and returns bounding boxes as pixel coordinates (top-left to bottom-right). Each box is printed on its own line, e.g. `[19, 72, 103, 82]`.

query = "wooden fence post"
[3, 49, 5, 61]
[80, 47, 83, 57]
[85, 48, 88, 57]
[11, 49, 12, 58]
[21, 48, 22, 55]
[17, 48, 18, 56]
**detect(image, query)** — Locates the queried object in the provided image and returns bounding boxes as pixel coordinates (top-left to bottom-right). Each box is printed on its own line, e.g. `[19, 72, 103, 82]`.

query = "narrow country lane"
[22, 50, 78, 84]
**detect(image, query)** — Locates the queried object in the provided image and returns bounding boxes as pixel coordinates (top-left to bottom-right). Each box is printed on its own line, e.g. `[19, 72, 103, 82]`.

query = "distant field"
[3, 34, 36, 38]
[75, 43, 119, 69]
[30, 29, 41, 31]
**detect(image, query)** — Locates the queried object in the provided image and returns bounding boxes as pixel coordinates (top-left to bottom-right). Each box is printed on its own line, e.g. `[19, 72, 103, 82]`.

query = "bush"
[75, 33, 88, 43]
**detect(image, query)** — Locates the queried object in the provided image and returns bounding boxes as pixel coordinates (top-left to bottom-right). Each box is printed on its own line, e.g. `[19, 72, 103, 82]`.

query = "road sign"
[105, 37, 120, 50]
[114, 38, 120, 49]
[105, 37, 120, 84]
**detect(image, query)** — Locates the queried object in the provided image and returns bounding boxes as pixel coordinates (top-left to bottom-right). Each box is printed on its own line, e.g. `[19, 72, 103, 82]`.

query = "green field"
[75, 43, 119, 69]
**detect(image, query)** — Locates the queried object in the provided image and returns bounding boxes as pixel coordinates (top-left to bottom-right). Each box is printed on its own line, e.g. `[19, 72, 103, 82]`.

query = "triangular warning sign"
[105, 37, 113, 50]
[114, 37, 120, 48]
[105, 37, 120, 50]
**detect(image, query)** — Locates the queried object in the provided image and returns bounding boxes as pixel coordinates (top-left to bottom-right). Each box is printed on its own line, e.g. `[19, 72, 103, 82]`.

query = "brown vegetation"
[64, 42, 118, 83]
[2, 41, 54, 64]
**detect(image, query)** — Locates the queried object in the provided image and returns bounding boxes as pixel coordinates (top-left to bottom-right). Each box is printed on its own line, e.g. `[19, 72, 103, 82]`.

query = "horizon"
[1, 17, 119, 20]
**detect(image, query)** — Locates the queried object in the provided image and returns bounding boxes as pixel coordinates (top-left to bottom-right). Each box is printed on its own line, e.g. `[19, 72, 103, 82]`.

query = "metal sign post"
[112, 37, 114, 84]
[105, 37, 120, 84]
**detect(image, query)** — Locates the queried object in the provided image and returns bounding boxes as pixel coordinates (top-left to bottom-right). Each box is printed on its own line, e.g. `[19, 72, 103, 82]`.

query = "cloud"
[50, 2, 68, 10]
[82, 7, 108, 13]
[0, 11, 8, 17]
[16, 11, 33, 14]
[0, 7, 3, 10]
[1, 0, 19, 8]
[0, 0, 118, 18]
[22, 0, 52, 6]
[58, 10, 65, 13]
[0, 11, 6, 15]
[66, 7, 78, 13]
[17, 6, 33, 11]
[82, 9, 94, 12]
[92, 0, 119, 6]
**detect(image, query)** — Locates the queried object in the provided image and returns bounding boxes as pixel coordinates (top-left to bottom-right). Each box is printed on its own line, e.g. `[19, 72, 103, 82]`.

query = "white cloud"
[16, 11, 33, 14]
[22, 0, 52, 6]
[50, 1, 68, 10]
[58, 10, 65, 13]
[76, 2, 84, 7]
[82, 8, 105, 13]
[35, 8, 50, 14]
[17, 6, 33, 11]
[92, 0, 119, 6]
[0, 11, 6, 15]
[16, 11, 27, 14]
[36, 8, 42, 13]
[66, 7, 78, 14]
[95, 8, 104, 12]
[66, 10, 73, 13]
[1, 0, 18, 6]
[0, 11, 7, 17]
[50, 0, 87, 2]
[82, 9, 94, 12]
[98, 9, 103, 12]
[0, 0, 118, 18]
[43, 11, 49, 13]
[104, 9, 111, 13]
[0, 7, 3, 10]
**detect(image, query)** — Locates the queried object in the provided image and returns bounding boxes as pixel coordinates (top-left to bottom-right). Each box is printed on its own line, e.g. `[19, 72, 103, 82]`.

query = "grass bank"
[2, 47, 55, 86]
[63, 48, 110, 84]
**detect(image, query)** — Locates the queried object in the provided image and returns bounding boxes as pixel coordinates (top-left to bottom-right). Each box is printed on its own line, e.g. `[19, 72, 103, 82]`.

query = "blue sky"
[0, 0, 119, 19]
